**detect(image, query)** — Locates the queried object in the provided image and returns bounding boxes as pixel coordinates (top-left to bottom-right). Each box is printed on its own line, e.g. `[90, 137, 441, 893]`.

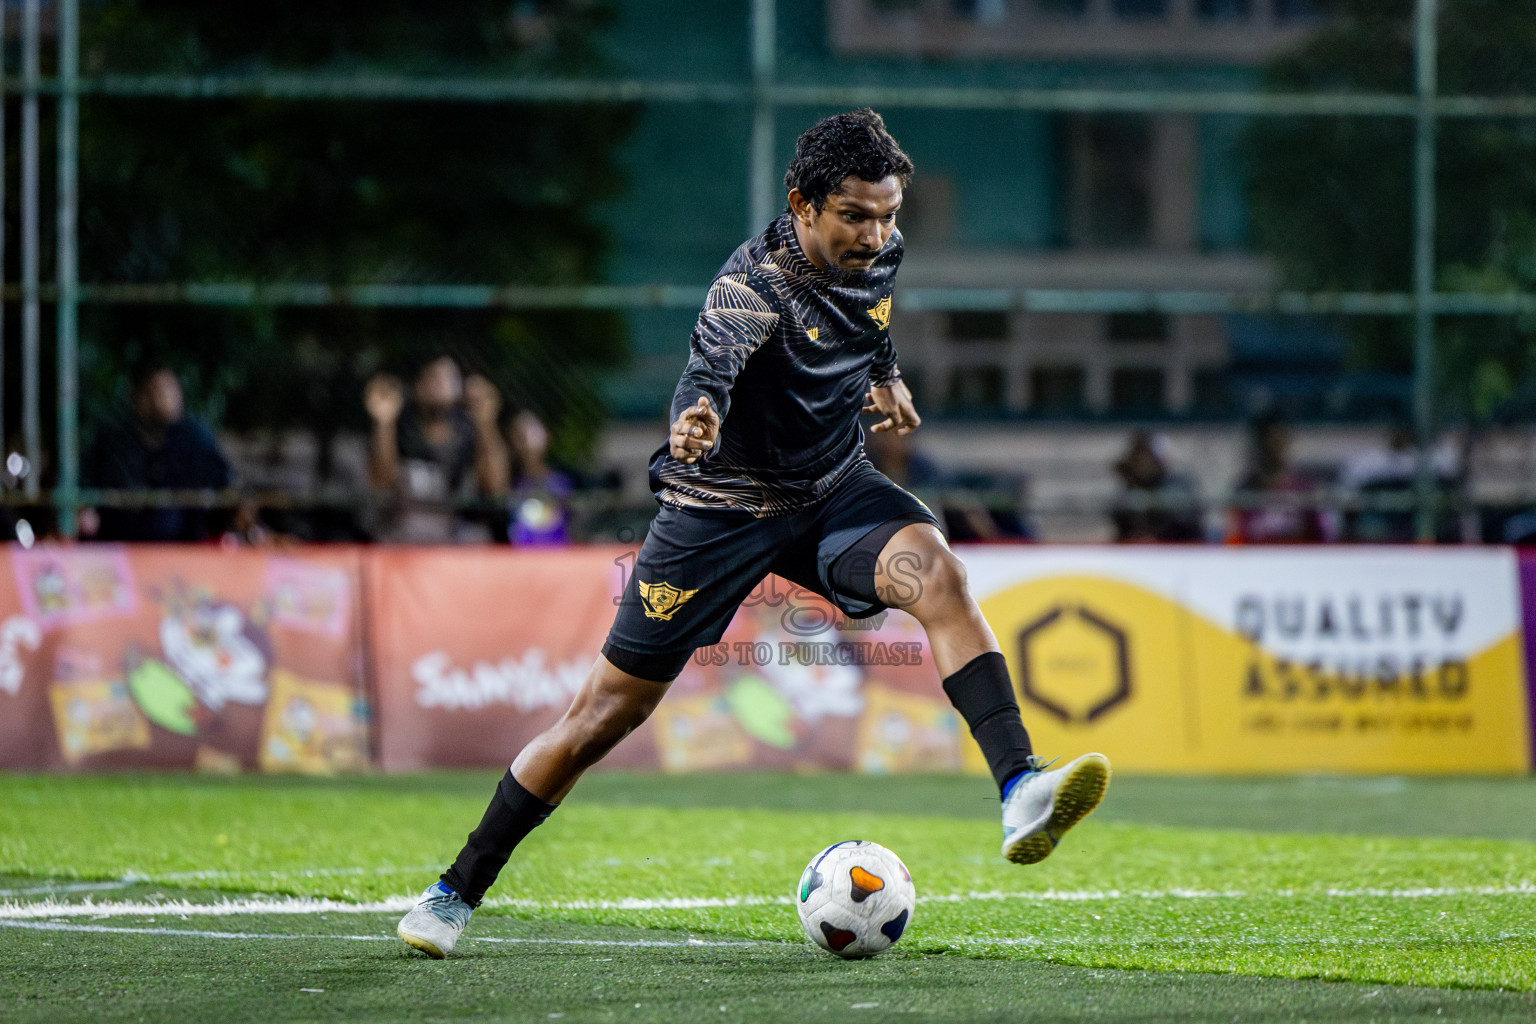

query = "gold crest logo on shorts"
[867, 296, 892, 330]
[638, 579, 701, 621]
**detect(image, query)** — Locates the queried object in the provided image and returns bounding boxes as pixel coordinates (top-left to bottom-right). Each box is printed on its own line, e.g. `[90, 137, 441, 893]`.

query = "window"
[1031, 366, 1086, 415]
[947, 367, 1006, 412]
[1064, 115, 1153, 248]
[1196, 0, 1251, 19]
[1112, 0, 1168, 18]
[1272, 0, 1319, 23]
[1106, 312, 1170, 344]
[897, 173, 954, 245]
[1191, 369, 1233, 415]
[1110, 368, 1166, 414]
[948, 311, 1010, 341]
[950, 0, 1007, 22]
[1034, 0, 1086, 15]
[834, 0, 1325, 61]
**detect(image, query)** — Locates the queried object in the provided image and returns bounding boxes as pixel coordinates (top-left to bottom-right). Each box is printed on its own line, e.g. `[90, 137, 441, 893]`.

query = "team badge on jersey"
[866, 295, 892, 329]
[638, 579, 701, 621]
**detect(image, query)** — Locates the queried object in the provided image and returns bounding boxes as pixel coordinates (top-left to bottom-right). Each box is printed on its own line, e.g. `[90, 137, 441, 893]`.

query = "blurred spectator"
[1110, 430, 1202, 543]
[81, 364, 233, 542]
[864, 426, 1030, 542]
[1339, 427, 1460, 543]
[1228, 414, 1330, 544]
[365, 354, 508, 543]
[506, 410, 573, 546]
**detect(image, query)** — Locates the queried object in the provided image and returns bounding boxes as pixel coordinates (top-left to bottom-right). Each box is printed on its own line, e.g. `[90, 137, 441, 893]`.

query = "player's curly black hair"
[783, 108, 913, 211]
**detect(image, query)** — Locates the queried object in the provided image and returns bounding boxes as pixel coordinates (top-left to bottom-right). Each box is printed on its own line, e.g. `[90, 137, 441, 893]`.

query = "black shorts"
[604, 461, 939, 681]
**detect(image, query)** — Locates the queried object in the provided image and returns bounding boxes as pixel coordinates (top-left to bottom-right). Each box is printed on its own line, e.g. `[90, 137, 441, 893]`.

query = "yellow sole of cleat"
[1005, 752, 1112, 866]
[398, 929, 448, 959]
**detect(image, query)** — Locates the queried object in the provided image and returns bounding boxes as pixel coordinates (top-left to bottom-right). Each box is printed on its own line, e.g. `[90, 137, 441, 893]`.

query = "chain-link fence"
[3, 0, 1533, 542]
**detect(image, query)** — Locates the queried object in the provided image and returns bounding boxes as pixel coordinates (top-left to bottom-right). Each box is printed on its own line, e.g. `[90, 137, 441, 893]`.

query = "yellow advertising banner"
[964, 549, 1531, 774]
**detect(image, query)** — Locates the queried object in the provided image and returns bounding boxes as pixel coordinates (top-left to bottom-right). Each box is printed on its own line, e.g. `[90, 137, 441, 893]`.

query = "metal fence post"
[1, 5, 8, 451]
[748, 0, 776, 237]
[57, 0, 80, 538]
[1412, 0, 1439, 542]
[20, 0, 39, 497]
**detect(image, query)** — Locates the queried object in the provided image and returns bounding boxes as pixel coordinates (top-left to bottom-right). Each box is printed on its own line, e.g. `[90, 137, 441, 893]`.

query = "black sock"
[441, 770, 557, 907]
[941, 651, 1034, 796]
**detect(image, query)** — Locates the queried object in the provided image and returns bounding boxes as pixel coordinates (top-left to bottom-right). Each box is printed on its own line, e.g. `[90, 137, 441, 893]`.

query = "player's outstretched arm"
[863, 381, 921, 435]
[669, 396, 721, 465]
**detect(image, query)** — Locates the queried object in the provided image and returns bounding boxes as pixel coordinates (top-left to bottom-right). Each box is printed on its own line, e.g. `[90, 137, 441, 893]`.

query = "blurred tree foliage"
[76, 0, 635, 474]
[1245, 0, 1536, 423]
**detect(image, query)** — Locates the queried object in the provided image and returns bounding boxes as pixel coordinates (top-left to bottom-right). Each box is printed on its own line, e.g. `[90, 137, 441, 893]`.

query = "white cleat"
[1000, 752, 1112, 865]
[397, 882, 474, 959]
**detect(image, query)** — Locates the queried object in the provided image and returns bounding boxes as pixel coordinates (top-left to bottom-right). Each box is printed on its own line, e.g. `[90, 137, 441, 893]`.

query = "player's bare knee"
[897, 548, 969, 621]
[915, 547, 966, 604]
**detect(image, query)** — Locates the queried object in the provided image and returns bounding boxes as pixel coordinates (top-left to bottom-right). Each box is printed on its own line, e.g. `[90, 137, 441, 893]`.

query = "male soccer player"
[397, 109, 1110, 958]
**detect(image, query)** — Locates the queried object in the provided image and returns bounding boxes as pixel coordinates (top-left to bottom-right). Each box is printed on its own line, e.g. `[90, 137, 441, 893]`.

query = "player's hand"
[364, 374, 405, 425]
[464, 373, 502, 429]
[863, 381, 921, 435]
[669, 396, 720, 465]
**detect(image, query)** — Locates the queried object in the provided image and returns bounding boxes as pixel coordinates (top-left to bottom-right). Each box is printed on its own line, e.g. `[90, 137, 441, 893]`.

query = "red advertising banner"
[0, 545, 368, 772]
[8, 543, 1529, 776]
[365, 545, 951, 774]
[657, 578, 949, 775]
[0, 543, 954, 775]
[366, 546, 635, 771]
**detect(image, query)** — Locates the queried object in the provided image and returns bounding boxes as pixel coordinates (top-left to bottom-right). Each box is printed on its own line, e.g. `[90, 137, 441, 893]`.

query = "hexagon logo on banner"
[1015, 604, 1131, 725]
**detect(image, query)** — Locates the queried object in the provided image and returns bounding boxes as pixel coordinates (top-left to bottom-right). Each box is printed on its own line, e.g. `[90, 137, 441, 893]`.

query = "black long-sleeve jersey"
[649, 213, 903, 516]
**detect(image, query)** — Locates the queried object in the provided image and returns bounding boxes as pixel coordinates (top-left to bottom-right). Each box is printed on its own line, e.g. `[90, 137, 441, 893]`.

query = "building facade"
[600, 0, 1336, 422]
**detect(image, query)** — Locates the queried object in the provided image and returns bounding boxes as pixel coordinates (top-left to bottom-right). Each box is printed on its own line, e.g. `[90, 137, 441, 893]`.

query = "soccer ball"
[795, 840, 916, 958]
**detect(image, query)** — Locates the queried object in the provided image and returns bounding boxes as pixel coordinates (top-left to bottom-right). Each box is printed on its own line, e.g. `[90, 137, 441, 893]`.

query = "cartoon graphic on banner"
[49, 678, 151, 764]
[665, 593, 939, 771]
[126, 658, 199, 736]
[855, 685, 962, 773]
[155, 584, 271, 712]
[49, 649, 150, 764]
[0, 548, 367, 772]
[96, 583, 282, 766]
[651, 693, 753, 772]
[266, 560, 351, 638]
[260, 669, 368, 773]
[13, 546, 136, 628]
[0, 614, 40, 697]
[723, 676, 797, 749]
[728, 603, 867, 722]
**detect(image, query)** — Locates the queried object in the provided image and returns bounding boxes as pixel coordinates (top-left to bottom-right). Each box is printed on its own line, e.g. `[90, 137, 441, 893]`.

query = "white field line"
[3, 918, 1527, 953]
[0, 865, 442, 899]
[0, 919, 769, 947]
[151, 864, 441, 882]
[939, 932, 1536, 950]
[924, 882, 1536, 902]
[0, 880, 145, 898]
[0, 895, 419, 920]
[2, 882, 1535, 922]
[33, 859, 1533, 906]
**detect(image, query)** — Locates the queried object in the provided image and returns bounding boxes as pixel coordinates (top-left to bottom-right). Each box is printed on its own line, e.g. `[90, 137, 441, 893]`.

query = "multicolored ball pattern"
[795, 840, 916, 958]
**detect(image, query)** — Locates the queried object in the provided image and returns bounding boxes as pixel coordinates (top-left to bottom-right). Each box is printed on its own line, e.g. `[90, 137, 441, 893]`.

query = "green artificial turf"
[4, 771, 1536, 1023]
[5, 907, 1535, 1024]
